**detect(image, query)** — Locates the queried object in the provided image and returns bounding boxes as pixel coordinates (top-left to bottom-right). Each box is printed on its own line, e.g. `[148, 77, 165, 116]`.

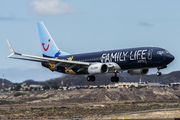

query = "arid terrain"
[0, 87, 180, 119]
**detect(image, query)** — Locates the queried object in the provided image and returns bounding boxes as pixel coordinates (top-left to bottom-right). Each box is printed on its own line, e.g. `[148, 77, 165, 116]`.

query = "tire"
[87, 76, 91, 82]
[111, 76, 115, 82]
[91, 75, 95, 82]
[157, 72, 162, 76]
[115, 77, 119, 82]
[159, 72, 162, 76]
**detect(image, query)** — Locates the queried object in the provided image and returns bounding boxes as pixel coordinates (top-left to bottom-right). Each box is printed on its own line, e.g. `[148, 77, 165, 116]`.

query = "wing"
[6, 40, 90, 71]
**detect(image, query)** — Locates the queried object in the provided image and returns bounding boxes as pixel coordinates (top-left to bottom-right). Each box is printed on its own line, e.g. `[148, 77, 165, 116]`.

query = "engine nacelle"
[88, 63, 108, 75]
[128, 69, 149, 76]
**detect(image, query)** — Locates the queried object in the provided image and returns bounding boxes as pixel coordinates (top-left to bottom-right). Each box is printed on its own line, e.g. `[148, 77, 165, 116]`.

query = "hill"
[0, 79, 13, 88]
[2, 70, 180, 87]
[47, 71, 180, 86]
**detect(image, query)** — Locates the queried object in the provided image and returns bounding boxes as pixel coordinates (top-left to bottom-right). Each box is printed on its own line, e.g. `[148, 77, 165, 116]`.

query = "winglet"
[6, 39, 15, 58]
[7, 39, 15, 53]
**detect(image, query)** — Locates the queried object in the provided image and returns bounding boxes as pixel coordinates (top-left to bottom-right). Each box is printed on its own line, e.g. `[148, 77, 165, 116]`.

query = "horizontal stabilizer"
[6, 53, 14, 59]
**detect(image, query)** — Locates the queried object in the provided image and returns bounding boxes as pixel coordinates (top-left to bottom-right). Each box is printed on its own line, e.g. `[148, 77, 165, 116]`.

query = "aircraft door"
[147, 49, 153, 60]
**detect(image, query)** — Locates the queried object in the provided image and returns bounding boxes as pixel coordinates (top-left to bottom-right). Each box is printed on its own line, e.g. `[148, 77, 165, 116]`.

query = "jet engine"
[88, 63, 108, 75]
[128, 69, 149, 76]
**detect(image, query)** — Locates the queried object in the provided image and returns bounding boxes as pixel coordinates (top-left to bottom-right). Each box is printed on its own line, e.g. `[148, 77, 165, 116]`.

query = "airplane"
[6, 21, 175, 82]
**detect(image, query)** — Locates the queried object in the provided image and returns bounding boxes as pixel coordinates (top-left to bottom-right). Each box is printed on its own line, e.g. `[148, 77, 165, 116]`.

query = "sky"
[0, 0, 180, 83]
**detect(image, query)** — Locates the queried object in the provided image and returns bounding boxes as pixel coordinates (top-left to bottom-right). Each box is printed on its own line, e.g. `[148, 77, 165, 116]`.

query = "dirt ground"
[0, 88, 180, 119]
[90, 110, 180, 119]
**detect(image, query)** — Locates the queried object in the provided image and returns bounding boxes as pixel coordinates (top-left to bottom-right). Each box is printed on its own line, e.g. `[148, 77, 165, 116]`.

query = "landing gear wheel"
[111, 76, 119, 82]
[87, 75, 96, 82]
[111, 76, 115, 82]
[115, 77, 119, 82]
[157, 72, 162, 76]
[87, 75, 91, 82]
[91, 75, 95, 82]
[111, 72, 119, 82]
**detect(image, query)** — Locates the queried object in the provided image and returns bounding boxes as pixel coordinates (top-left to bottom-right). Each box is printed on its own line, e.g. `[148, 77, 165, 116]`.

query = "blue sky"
[0, 0, 179, 82]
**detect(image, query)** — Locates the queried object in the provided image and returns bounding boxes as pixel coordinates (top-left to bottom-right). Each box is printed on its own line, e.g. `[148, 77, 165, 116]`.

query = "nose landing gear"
[156, 71, 162, 76]
[156, 65, 167, 76]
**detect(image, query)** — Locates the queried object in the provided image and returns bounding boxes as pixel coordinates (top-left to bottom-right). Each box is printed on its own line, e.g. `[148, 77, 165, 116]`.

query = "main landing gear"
[156, 65, 167, 76]
[111, 72, 119, 82]
[87, 72, 120, 83]
[87, 75, 95, 82]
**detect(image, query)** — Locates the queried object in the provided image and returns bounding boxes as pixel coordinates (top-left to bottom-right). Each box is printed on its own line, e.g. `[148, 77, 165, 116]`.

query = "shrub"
[14, 92, 25, 97]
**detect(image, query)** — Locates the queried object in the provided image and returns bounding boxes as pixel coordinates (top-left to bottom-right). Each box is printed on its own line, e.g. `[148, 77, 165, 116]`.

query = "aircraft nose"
[165, 54, 175, 64]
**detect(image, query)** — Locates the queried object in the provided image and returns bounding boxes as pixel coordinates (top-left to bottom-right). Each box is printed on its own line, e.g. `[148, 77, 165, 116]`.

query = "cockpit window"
[165, 50, 169, 53]
[157, 50, 169, 55]
[157, 51, 163, 54]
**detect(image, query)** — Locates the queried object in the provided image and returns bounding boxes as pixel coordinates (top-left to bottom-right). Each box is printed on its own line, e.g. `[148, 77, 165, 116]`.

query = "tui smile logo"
[42, 39, 50, 51]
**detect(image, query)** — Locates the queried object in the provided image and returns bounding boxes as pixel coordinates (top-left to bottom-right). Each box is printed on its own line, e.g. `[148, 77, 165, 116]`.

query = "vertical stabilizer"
[37, 21, 70, 58]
